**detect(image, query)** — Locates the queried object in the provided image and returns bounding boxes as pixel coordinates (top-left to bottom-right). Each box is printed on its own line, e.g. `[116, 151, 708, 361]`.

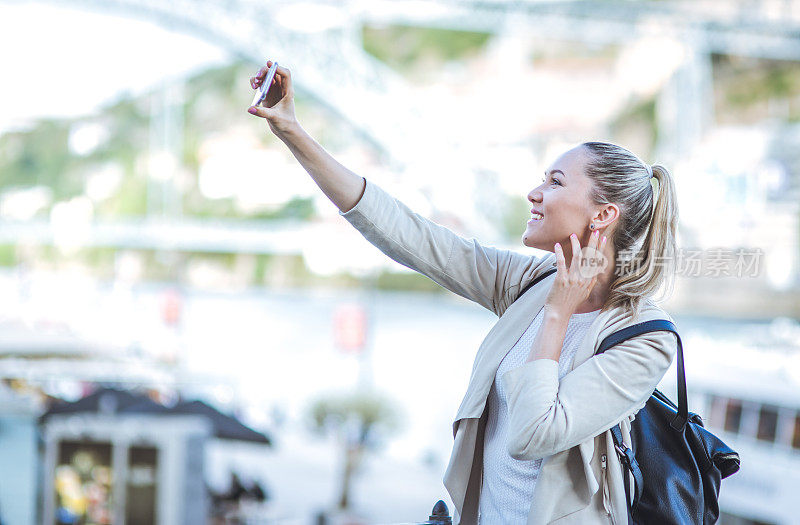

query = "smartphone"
[251, 61, 279, 107]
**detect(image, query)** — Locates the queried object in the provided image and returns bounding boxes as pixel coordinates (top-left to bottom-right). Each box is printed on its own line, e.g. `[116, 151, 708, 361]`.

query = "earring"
[589, 223, 594, 230]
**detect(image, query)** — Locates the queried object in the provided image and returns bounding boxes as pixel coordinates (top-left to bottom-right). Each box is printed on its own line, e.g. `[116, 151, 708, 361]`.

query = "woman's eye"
[541, 177, 560, 186]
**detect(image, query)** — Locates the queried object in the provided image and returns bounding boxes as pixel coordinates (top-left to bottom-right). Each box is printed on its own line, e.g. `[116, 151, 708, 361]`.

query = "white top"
[479, 307, 601, 525]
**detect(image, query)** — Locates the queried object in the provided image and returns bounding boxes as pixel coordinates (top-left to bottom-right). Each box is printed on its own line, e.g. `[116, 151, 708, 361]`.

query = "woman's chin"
[523, 232, 554, 252]
[522, 232, 539, 249]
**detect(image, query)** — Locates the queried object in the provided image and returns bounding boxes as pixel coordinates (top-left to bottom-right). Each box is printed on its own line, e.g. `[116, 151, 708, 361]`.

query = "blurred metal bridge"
[12, 0, 800, 166]
[0, 217, 327, 255]
[3, 0, 800, 254]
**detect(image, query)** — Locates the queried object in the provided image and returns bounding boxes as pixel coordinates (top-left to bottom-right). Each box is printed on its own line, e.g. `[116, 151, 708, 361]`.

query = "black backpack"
[518, 268, 741, 524]
[597, 320, 740, 524]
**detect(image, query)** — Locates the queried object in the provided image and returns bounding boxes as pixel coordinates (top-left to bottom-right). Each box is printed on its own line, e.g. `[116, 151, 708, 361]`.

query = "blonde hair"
[581, 142, 679, 319]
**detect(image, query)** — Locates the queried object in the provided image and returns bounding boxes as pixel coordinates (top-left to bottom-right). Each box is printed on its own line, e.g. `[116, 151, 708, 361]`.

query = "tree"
[308, 390, 399, 510]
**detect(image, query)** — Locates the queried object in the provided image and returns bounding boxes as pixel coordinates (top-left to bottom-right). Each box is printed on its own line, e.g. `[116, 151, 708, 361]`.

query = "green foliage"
[501, 194, 535, 241]
[253, 253, 273, 283]
[81, 246, 117, 266]
[362, 24, 491, 71]
[252, 196, 315, 220]
[98, 173, 148, 217]
[309, 389, 399, 446]
[0, 120, 73, 194]
[609, 96, 658, 150]
[309, 388, 402, 510]
[374, 269, 446, 293]
[0, 95, 150, 209]
[95, 99, 149, 167]
[75, 247, 118, 279]
[723, 62, 800, 106]
[0, 59, 317, 223]
[713, 55, 800, 122]
[0, 245, 16, 266]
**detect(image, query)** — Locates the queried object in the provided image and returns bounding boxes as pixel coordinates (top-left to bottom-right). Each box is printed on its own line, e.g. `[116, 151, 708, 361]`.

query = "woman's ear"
[594, 203, 619, 228]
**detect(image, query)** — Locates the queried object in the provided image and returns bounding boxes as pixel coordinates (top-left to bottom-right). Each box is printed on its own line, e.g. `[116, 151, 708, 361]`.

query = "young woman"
[248, 61, 680, 525]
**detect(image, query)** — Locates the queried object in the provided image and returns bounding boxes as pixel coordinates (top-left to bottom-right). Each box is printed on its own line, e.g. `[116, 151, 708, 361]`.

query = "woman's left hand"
[545, 230, 607, 317]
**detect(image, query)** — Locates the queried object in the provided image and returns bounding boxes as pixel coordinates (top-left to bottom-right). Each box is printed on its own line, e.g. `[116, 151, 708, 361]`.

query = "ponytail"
[582, 143, 679, 319]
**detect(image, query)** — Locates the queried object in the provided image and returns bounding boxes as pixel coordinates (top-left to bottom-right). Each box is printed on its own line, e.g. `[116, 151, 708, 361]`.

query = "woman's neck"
[574, 262, 615, 314]
[573, 302, 604, 314]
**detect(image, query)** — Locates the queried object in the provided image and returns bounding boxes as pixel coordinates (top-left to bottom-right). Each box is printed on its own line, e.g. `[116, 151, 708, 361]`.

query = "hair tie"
[649, 171, 659, 212]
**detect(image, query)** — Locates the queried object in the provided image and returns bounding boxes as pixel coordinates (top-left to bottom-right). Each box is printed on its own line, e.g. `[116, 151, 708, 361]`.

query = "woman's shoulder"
[596, 301, 680, 369]
[599, 300, 677, 341]
[639, 298, 676, 324]
[518, 252, 557, 287]
[612, 297, 674, 322]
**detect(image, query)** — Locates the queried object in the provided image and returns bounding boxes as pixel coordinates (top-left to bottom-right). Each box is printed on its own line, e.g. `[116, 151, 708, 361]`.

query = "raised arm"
[248, 61, 365, 213]
[338, 178, 556, 315]
[247, 61, 555, 316]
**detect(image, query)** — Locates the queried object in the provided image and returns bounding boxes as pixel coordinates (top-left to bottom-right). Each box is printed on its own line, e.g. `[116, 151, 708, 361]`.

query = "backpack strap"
[595, 320, 686, 429]
[516, 266, 557, 301]
[596, 319, 684, 515]
[611, 423, 643, 514]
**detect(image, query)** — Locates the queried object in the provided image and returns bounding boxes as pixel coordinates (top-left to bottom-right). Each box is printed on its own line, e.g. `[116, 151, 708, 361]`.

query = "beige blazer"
[340, 179, 679, 524]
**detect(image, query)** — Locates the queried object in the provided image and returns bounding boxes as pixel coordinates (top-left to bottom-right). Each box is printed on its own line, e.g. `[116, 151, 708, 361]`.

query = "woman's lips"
[528, 212, 544, 224]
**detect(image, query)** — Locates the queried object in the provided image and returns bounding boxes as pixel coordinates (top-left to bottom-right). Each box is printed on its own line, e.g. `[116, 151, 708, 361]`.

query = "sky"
[0, 2, 232, 135]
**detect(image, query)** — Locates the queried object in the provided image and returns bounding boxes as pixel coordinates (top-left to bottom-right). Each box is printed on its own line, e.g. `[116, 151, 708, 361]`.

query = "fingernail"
[248, 107, 258, 115]
[555, 243, 560, 249]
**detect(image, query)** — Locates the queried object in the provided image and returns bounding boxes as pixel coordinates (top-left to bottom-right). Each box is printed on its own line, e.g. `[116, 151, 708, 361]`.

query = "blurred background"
[1, 0, 799, 524]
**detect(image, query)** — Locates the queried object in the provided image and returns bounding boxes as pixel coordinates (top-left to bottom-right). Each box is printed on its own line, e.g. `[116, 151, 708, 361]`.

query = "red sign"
[333, 304, 367, 354]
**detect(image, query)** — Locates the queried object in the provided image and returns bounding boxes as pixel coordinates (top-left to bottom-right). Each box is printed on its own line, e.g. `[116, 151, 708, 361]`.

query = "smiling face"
[522, 145, 616, 253]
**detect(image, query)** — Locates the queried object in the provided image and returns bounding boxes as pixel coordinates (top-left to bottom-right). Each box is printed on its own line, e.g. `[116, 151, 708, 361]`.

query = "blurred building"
[0, 384, 41, 525]
[0, 385, 271, 525]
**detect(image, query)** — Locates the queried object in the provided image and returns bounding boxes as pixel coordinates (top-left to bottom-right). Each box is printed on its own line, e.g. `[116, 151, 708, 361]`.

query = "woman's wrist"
[526, 304, 570, 363]
[543, 303, 570, 324]
[273, 118, 303, 142]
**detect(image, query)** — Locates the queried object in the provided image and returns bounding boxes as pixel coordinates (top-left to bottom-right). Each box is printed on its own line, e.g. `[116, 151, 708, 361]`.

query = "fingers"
[273, 63, 290, 78]
[569, 233, 581, 271]
[589, 229, 600, 251]
[274, 64, 293, 97]
[250, 65, 267, 88]
[250, 61, 278, 86]
[250, 61, 293, 98]
[273, 72, 288, 99]
[247, 105, 273, 119]
[554, 242, 567, 275]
